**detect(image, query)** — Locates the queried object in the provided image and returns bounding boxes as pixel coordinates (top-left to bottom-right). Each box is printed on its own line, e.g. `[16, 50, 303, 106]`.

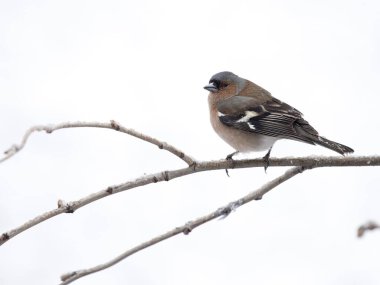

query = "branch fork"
[1, 121, 379, 284]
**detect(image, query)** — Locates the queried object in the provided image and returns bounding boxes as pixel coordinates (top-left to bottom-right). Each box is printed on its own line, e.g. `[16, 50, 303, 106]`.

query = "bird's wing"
[217, 96, 319, 144]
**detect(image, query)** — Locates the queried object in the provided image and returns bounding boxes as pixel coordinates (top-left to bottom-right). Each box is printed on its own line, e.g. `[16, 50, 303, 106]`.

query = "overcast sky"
[1, 0, 380, 284]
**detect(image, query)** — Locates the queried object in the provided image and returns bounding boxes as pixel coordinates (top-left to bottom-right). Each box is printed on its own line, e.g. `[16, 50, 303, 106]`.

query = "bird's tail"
[312, 136, 354, 155]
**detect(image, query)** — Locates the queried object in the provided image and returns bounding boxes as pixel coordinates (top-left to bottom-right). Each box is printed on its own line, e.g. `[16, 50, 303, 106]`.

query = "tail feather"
[312, 136, 354, 155]
[294, 119, 354, 155]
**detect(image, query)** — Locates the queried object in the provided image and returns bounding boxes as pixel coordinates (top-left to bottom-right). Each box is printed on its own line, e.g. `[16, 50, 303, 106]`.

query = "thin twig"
[1, 155, 380, 246]
[0, 120, 195, 165]
[357, 221, 380, 238]
[2, 122, 379, 283]
[60, 166, 305, 284]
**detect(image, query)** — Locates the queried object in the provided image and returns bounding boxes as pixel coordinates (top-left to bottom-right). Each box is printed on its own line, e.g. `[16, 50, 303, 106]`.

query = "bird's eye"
[219, 82, 228, 89]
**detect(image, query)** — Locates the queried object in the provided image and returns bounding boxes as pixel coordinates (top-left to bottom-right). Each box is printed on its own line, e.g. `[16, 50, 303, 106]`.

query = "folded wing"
[217, 96, 319, 145]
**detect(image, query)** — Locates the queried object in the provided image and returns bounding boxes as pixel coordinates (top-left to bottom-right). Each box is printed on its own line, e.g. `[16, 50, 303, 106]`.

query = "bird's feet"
[262, 147, 272, 173]
[225, 151, 239, 177]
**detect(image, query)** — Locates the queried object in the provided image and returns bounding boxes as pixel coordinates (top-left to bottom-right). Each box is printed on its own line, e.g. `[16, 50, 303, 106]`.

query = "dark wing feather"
[217, 96, 319, 144]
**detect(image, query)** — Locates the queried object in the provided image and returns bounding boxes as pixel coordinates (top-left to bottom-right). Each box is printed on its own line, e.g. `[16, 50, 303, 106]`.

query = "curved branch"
[0, 120, 195, 165]
[2, 122, 379, 283]
[60, 166, 305, 284]
[357, 221, 380, 238]
[1, 155, 379, 246]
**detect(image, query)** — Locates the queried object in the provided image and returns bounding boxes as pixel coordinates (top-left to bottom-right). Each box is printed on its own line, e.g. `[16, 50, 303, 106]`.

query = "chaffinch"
[204, 71, 353, 169]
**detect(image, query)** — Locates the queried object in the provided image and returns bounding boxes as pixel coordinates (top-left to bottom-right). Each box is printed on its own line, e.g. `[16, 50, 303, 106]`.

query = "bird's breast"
[209, 108, 277, 152]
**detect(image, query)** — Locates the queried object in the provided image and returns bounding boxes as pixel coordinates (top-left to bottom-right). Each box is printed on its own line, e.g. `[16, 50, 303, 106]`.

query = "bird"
[204, 71, 354, 171]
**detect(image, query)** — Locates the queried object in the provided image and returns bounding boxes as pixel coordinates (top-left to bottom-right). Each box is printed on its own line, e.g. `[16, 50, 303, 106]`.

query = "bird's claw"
[225, 151, 238, 177]
[262, 154, 270, 172]
[262, 147, 272, 173]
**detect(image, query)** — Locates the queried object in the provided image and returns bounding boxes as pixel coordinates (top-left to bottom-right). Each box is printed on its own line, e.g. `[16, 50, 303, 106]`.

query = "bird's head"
[204, 71, 246, 99]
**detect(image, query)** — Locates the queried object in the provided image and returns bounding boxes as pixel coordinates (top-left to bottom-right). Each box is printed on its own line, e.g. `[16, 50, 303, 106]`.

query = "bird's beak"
[203, 82, 218, 93]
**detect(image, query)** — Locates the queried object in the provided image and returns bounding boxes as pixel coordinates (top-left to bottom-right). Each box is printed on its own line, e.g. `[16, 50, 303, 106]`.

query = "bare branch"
[1, 120, 379, 282]
[1, 155, 380, 246]
[1, 122, 379, 282]
[60, 166, 305, 284]
[357, 221, 380, 238]
[0, 120, 195, 165]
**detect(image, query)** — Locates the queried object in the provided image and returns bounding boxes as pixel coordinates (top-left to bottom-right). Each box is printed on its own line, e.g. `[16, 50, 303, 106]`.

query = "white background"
[1, 0, 379, 284]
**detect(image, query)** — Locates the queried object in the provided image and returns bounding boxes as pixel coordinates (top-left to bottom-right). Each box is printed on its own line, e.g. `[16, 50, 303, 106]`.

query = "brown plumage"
[204, 71, 354, 163]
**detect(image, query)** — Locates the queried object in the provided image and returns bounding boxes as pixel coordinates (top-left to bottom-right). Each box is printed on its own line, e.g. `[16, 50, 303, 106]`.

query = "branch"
[1, 155, 380, 246]
[0, 120, 195, 165]
[59, 166, 306, 284]
[0, 121, 380, 284]
[357, 221, 380, 238]
[2, 122, 380, 283]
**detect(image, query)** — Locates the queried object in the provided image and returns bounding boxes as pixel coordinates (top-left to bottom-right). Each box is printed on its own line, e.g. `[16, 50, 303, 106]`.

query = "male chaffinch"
[204, 71, 353, 169]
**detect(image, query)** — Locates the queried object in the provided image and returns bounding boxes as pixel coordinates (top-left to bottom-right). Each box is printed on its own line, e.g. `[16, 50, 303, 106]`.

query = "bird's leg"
[225, 151, 239, 177]
[262, 147, 272, 172]
[226, 151, 239, 160]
